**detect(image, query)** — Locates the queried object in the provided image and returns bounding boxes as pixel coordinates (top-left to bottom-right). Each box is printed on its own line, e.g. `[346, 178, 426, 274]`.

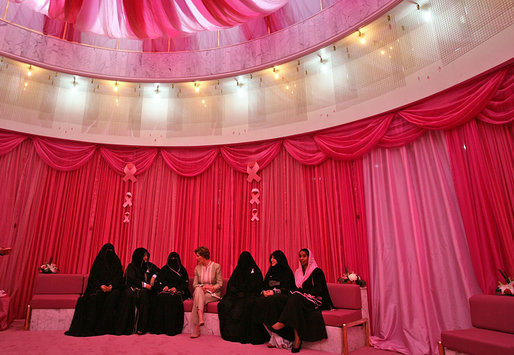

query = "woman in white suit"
[190, 246, 223, 338]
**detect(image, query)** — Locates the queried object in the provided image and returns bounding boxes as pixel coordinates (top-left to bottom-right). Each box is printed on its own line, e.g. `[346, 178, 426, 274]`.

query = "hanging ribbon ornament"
[123, 163, 137, 183]
[123, 192, 133, 208]
[251, 208, 260, 222]
[250, 188, 260, 205]
[247, 161, 261, 183]
[123, 212, 130, 223]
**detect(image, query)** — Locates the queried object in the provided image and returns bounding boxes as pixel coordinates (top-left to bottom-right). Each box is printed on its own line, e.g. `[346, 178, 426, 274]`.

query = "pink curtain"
[363, 131, 482, 355]
[21, 0, 289, 39]
[0, 145, 367, 322]
[446, 120, 514, 293]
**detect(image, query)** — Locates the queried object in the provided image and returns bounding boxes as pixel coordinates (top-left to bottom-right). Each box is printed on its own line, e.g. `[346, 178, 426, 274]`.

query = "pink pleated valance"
[1, 66, 512, 176]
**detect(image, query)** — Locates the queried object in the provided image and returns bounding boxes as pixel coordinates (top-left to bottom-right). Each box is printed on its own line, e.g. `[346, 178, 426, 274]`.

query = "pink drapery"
[363, 131, 482, 355]
[446, 120, 514, 293]
[0, 144, 367, 324]
[22, 0, 289, 39]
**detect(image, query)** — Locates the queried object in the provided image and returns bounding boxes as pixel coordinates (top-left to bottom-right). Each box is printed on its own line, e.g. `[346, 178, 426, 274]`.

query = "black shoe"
[291, 340, 302, 353]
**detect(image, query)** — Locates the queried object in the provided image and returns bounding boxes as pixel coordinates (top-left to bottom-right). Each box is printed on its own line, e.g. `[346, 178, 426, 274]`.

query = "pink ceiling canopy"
[18, 0, 289, 39]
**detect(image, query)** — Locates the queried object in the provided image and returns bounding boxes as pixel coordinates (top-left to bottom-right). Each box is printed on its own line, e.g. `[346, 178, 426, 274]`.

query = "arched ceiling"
[0, 0, 401, 81]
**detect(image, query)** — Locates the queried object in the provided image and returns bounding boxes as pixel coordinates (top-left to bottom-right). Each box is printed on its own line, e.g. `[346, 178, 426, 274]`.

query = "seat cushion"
[327, 283, 361, 310]
[30, 294, 80, 309]
[322, 308, 362, 327]
[442, 327, 514, 355]
[206, 301, 220, 313]
[470, 295, 514, 333]
[183, 299, 193, 312]
[33, 274, 84, 295]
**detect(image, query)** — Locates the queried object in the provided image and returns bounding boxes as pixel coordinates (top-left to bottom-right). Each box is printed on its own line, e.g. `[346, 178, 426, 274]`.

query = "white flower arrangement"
[496, 269, 513, 296]
[338, 266, 366, 287]
[39, 257, 59, 274]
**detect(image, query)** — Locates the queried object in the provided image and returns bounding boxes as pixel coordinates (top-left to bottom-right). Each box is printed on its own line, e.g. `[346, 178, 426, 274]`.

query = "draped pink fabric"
[20, 0, 289, 39]
[220, 140, 282, 172]
[161, 147, 219, 177]
[32, 137, 96, 171]
[363, 131, 482, 355]
[99, 146, 159, 176]
[398, 69, 507, 129]
[0, 131, 26, 156]
[446, 121, 514, 293]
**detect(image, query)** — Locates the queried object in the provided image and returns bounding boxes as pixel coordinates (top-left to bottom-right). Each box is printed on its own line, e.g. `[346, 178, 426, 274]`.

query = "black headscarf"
[125, 247, 159, 288]
[226, 251, 263, 298]
[85, 243, 123, 295]
[155, 252, 191, 298]
[263, 250, 295, 293]
[131, 247, 149, 271]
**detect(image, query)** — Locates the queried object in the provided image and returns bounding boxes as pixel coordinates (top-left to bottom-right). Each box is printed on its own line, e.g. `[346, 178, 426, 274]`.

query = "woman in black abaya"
[253, 250, 295, 346]
[271, 248, 333, 353]
[218, 251, 268, 344]
[65, 243, 123, 336]
[152, 252, 191, 335]
[114, 247, 160, 335]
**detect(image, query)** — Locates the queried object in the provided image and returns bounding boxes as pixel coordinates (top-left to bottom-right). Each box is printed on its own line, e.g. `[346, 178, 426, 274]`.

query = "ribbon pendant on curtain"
[123, 212, 130, 223]
[251, 208, 260, 221]
[246, 161, 261, 182]
[250, 188, 260, 204]
[123, 163, 137, 182]
[123, 192, 133, 208]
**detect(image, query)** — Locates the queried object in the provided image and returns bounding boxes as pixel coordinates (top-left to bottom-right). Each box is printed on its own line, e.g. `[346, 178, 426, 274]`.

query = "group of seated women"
[66, 244, 333, 353]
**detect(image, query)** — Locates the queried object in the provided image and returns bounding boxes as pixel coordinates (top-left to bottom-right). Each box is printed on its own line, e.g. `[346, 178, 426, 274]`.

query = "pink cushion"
[206, 301, 220, 313]
[442, 327, 514, 355]
[30, 294, 80, 309]
[470, 295, 514, 333]
[33, 274, 84, 295]
[327, 283, 361, 310]
[183, 299, 193, 312]
[322, 308, 362, 327]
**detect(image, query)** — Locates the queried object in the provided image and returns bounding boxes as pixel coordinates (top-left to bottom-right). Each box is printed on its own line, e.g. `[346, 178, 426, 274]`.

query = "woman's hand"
[170, 287, 177, 293]
[263, 290, 274, 297]
[163, 286, 169, 292]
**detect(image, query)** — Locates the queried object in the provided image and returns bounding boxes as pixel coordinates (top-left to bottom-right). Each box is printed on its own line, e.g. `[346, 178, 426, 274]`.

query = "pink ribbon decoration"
[123, 192, 133, 208]
[123, 212, 130, 223]
[247, 161, 261, 183]
[251, 208, 259, 222]
[250, 188, 260, 205]
[123, 163, 137, 183]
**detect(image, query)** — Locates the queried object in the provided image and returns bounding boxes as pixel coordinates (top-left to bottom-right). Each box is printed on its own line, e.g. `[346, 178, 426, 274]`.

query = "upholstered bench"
[183, 280, 369, 354]
[304, 283, 369, 354]
[439, 294, 514, 355]
[182, 277, 228, 336]
[25, 274, 86, 330]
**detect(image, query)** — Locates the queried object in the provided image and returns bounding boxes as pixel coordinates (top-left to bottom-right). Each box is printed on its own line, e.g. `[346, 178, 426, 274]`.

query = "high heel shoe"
[291, 340, 302, 353]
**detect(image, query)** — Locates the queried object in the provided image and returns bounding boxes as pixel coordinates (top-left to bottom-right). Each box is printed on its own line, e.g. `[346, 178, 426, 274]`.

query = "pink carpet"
[1, 320, 402, 354]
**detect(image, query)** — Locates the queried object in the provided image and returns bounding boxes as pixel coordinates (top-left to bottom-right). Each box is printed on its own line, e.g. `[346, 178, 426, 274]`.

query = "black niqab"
[85, 243, 123, 295]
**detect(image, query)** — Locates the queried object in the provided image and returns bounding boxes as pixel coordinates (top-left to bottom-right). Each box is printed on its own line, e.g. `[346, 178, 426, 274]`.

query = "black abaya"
[276, 268, 333, 342]
[218, 251, 268, 344]
[253, 250, 295, 328]
[151, 252, 190, 335]
[65, 243, 123, 336]
[114, 247, 160, 335]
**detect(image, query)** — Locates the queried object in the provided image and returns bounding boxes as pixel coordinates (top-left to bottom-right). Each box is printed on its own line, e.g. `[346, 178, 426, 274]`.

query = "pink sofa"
[25, 274, 87, 329]
[439, 295, 514, 355]
[26, 274, 368, 353]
